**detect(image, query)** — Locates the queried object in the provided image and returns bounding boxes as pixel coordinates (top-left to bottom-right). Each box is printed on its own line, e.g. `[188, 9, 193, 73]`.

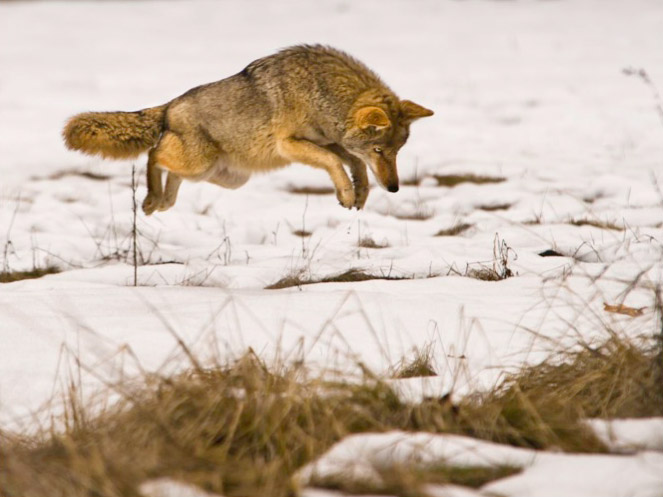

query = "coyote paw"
[353, 184, 369, 210]
[157, 195, 176, 212]
[142, 193, 161, 216]
[336, 186, 356, 209]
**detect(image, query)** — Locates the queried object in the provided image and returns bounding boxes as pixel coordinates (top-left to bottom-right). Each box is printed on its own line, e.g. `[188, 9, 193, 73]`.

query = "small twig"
[623, 67, 663, 129]
[301, 195, 309, 257]
[2, 193, 22, 274]
[131, 164, 138, 286]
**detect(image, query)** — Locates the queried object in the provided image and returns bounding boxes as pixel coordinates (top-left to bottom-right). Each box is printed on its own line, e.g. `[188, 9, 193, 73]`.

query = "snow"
[587, 417, 663, 453]
[297, 432, 537, 484]
[484, 450, 663, 497]
[140, 478, 225, 497]
[297, 431, 663, 497]
[1, 0, 663, 495]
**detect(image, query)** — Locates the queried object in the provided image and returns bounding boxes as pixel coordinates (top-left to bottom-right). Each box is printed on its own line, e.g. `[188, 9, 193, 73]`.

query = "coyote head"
[342, 99, 433, 192]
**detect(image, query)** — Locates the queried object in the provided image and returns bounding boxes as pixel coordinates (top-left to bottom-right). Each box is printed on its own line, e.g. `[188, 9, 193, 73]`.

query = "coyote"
[63, 45, 433, 214]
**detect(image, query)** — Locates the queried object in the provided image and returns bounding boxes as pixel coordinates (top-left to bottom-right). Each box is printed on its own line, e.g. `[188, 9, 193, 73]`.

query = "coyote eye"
[373, 147, 383, 154]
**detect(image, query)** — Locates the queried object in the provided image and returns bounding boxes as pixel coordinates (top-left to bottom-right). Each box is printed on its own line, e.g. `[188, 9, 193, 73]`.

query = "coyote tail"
[62, 105, 167, 159]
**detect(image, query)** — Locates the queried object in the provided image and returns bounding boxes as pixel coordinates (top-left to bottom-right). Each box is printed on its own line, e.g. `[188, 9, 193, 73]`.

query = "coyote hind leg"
[143, 130, 216, 214]
[142, 149, 163, 215]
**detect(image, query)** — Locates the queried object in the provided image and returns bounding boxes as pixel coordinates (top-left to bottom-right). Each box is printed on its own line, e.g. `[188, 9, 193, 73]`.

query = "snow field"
[2, 1, 663, 496]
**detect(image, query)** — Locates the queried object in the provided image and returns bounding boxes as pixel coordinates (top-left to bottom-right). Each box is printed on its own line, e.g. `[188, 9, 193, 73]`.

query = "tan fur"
[355, 107, 391, 130]
[63, 106, 166, 159]
[62, 45, 433, 214]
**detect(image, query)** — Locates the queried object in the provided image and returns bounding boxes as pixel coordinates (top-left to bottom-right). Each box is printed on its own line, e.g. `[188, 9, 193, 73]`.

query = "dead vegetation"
[569, 218, 625, 231]
[309, 464, 522, 497]
[266, 268, 408, 289]
[465, 266, 512, 281]
[358, 236, 389, 249]
[434, 223, 473, 237]
[432, 174, 506, 188]
[400, 174, 423, 187]
[451, 234, 515, 281]
[41, 169, 112, 182]
[391, 344, 437, 378]
[477, 203, 512, 212]
[0, 265, 61, 283]
[1, 327, 661, 497]
[286, 185, 335, 195]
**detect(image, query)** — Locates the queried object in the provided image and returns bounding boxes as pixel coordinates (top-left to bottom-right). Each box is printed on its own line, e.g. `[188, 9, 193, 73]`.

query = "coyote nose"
[387, 184, 399, 193]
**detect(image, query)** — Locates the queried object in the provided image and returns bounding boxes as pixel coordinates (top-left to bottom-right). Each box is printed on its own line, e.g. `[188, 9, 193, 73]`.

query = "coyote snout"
[63, 45, 433, 214]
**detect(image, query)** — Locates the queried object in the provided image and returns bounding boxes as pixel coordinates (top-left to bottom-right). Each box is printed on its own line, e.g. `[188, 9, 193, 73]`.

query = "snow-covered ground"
[1, 0, 663, 495]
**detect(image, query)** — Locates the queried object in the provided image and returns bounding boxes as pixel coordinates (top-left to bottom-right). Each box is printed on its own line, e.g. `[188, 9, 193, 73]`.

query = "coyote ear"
[400, 100, 434, 122]
[355, 106, 391, 130]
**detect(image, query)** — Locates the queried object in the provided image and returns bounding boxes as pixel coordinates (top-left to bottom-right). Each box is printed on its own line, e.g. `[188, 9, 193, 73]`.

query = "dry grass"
[456, 334, 663, 453]
[465, 266, 512, 281]
[434, 223, 473, 237]
[1, 327, 661, 497]
[477, 203, 512, 212]
[392, 345, 437, 379]
[569, 218, 625, 231]
[458, 235, 515, 281]
[432, 174, 506, 188]
[400, 175, 423, 187]
[0, 265, 60, 283]
[310, 464, 522, 497]
[287, 185, 335, 195]
[358, 236, 389, 249]
[266, 268, 408, 289]
[46, 169, 112, 181]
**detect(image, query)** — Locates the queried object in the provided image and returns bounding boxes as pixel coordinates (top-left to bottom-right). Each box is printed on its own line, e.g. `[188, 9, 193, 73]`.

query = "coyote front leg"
[325, 144, 369, 209]
[278, 137, 355, 208]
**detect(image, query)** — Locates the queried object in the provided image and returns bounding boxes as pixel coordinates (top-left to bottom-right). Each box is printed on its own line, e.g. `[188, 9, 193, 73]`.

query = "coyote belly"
[63, 44, 433, 215]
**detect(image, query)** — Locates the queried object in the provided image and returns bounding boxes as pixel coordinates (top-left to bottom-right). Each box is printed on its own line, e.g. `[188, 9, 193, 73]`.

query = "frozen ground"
[1, 0, 663, 495]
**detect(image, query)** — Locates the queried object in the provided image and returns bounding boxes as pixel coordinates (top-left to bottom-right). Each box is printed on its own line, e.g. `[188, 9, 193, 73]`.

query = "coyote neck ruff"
[63, 44, 433, 214]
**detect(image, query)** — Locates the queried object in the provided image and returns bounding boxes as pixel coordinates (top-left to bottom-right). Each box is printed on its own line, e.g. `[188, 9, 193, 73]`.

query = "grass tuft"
[46, 169, 112, 181]
[465, 266, 511, 281]
[432, 174, 506, 188]
[266, 268, 408, 289]
[1, 331, 660, 497]
[400, 175, 423, 187]
[569, 218, 625, 231]
[435, 223, 473, 237]
[0, 265, 61, 283]
[309, 464, 521, 497]
[477, 203, 512, 212]
[358, 236, 389, 249]
[457, 334, 663, 452]
[287, 185, 335, 195]
[392, 345, 437, 378]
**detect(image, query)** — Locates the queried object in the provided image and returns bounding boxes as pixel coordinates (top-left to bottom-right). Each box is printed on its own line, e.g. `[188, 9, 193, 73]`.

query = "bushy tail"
[62, 105, 167, 159]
